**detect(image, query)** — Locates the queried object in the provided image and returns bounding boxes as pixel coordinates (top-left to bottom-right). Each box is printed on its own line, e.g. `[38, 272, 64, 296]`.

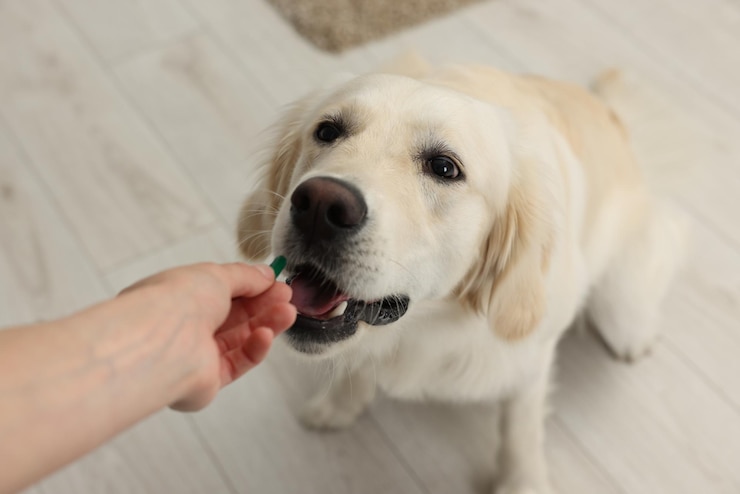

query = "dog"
[237, 57, 686, 494]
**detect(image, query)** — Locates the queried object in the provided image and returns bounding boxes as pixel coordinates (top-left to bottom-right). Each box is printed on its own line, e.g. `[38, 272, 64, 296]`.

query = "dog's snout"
[290, 177, 367, 243]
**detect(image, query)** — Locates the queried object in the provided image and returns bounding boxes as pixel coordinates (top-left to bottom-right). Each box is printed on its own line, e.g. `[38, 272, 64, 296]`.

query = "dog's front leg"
[494, 363, 553, 494]
[299, 362, 376, 430]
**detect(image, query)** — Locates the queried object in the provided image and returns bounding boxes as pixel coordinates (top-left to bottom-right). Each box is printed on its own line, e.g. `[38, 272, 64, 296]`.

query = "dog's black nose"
[290, 177, 367, 243]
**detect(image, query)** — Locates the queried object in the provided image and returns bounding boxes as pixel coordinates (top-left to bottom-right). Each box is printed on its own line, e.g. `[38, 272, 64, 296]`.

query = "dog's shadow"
[370, 396, 501, 494]
[267, 342, 498, 492]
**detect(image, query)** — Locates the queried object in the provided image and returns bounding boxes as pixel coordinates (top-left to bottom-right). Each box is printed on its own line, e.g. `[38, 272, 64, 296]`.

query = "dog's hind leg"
[299, 362, 376, 430]
[589, 69, 691, 361]
[587, 201, 688, 362]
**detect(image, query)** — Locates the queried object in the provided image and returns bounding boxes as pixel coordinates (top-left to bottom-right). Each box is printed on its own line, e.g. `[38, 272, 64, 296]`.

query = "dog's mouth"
[285, 263, 410, 352]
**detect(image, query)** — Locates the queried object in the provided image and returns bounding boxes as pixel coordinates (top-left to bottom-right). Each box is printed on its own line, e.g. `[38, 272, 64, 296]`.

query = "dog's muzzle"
[282, 176, 410, 354]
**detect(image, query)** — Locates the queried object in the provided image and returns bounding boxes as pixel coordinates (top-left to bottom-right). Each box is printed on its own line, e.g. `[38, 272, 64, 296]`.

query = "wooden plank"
[181, 0, 338, 104]
[0, 121, 107, 327]
[25, 412, 233, 494]
[546, 419, 623, 494]
[370, 397, 621, 494]
[665, 221, 740, 408]
[578, 0, 740, 115]
[113, 34, 277, 227]
[0, 0, 215, 270]
[103, 225, 238, 292]
[553, 330, 740, 494]
[56, 0, 198, 63]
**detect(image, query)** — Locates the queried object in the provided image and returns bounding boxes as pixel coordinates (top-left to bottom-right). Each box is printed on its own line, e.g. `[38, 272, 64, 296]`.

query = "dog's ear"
[455, 151, 556, 341]
[237, 100, 310, 261]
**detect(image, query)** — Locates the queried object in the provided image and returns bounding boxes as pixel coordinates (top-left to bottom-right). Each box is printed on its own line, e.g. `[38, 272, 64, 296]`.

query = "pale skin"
[0, 262, 297, 494]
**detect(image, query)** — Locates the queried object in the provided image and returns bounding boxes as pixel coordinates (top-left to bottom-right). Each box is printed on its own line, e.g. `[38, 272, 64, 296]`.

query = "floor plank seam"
[572, 0, 740, 124]
[105, 28, 205, 69]
[675, 201, 740, 255]
[98, 221, 225, 280]
[663, 334, 740, 416]
[175, 0, 292, 108]
[459, 13, 529, 71]
[0, 112, 114, 300]
[367, 412, 432, 494]
[185, 416, 241, 494]
[550, 415, 628, 494]
[50, 0, 234, 236]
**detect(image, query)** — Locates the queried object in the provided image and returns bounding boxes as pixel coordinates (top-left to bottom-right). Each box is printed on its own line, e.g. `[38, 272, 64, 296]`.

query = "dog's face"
[239, 73, 551, 356]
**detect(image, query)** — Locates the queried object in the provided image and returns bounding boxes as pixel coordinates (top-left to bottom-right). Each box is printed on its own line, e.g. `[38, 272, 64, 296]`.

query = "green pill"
[270, 255, 287, 278]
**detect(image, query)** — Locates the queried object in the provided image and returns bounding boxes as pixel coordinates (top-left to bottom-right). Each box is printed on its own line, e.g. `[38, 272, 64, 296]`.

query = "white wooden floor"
[1, 0, 739, 493]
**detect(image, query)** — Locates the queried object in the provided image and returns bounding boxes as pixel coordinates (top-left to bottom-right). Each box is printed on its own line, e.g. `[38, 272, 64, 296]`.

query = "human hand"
[119, 262, 296, 411]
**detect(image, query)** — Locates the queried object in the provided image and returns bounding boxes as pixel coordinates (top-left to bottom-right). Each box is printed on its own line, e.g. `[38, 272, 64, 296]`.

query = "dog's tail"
[590, 69, 698, 197]
[377, 50, 432, 79]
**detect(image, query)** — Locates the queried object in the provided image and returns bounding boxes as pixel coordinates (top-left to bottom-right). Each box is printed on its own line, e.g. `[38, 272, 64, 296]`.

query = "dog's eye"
[428, 156, 461, 180]
[315, 122, 343, 143]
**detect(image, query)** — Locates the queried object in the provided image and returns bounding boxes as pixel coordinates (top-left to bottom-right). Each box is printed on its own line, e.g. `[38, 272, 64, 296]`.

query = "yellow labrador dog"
[237, 59, 686, 494]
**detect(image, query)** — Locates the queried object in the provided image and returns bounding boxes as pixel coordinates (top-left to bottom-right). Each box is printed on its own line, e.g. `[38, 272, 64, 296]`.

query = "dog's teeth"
[328, 301, 348, 319]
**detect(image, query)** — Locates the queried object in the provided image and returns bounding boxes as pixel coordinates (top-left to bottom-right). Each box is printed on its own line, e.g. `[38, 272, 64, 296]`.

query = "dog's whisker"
[263, 189, 288, 202]
[237, 229, 272, 240]
[235, 233, 274, 261]
[238, 210, 279, 220]
[387, 258, 418, 284]
[317, 358, 336, 403]
[236, 237, 272, 257]
[340, 353, 353, 402]
[237, 230, 272, 247]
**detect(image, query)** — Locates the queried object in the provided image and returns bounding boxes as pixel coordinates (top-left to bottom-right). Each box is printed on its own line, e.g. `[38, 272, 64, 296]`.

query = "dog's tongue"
[289, 272, 350, 317]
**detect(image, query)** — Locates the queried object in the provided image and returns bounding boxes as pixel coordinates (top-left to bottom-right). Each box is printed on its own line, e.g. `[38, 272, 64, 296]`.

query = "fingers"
[231, 282, 293, 324]
[220, 327, 274, 385]
[245, 300, 297, 336]
[218, 262, 276, 299]
[215, 301, 296, 354]
[216, 282, 293, 335]
[119, 262, 285, 303]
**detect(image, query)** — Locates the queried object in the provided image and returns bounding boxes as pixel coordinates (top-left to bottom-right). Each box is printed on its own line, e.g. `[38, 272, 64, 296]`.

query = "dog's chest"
[369, 302, 546, 402]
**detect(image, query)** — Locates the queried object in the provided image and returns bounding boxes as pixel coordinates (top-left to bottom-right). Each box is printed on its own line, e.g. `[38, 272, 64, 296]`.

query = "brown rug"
[266, 0, 484, 53]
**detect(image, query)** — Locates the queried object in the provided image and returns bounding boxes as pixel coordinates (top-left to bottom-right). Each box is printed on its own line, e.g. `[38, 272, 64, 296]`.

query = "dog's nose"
[290, 177, 367, 243]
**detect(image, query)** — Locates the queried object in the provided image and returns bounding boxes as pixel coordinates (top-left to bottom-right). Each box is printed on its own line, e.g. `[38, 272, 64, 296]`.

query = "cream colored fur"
[237, 59, 687, 494]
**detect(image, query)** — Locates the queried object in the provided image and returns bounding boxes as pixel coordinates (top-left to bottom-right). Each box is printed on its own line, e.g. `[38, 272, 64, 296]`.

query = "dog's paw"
[298, 396, 365, 430]
[587, 316, 659, 364]
[600, 331, 658, 364]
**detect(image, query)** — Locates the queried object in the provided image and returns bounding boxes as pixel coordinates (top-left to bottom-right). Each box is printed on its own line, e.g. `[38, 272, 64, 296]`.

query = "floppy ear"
[237, 100, 310, 261]
[455, 151, 556, 341]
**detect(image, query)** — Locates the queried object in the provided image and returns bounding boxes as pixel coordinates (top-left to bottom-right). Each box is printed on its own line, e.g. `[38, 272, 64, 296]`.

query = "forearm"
[0, 287, 195, 494]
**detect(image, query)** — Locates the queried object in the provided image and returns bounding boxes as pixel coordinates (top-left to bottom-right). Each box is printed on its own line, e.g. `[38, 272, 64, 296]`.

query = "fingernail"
[256, 264, 275, 280]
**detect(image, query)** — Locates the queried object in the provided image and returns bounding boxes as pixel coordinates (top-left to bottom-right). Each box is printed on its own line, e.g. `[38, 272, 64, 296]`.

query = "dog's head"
[238, 71, 556, 357]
